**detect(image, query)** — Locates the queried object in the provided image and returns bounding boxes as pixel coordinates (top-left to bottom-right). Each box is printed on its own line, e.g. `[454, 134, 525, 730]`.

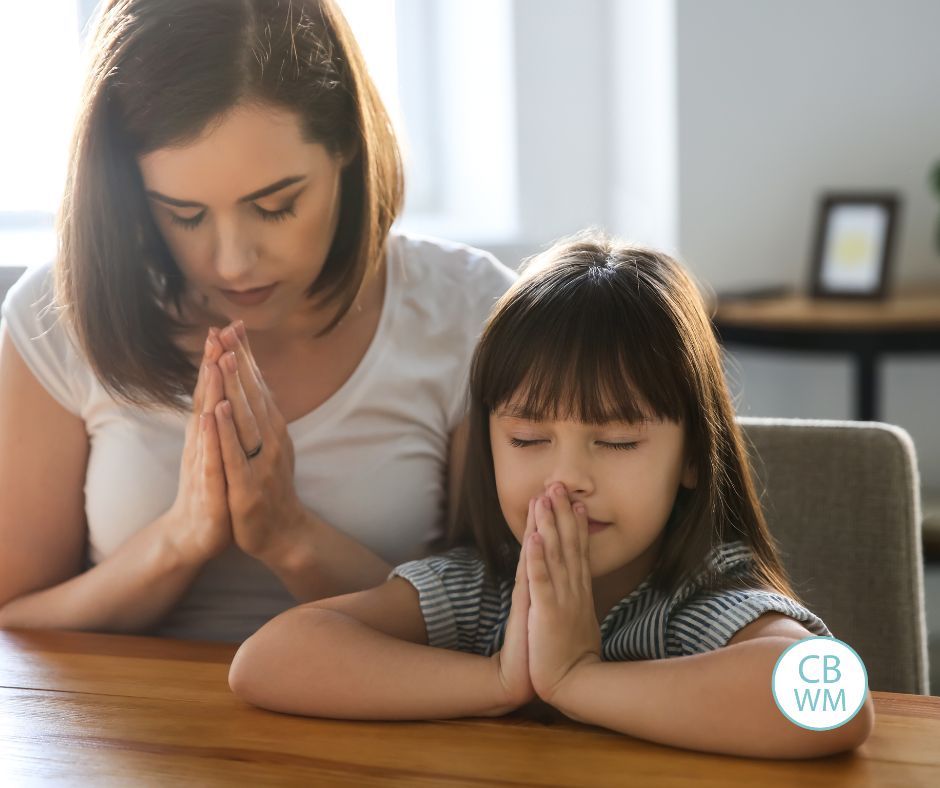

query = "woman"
[0, 0, 514, 641]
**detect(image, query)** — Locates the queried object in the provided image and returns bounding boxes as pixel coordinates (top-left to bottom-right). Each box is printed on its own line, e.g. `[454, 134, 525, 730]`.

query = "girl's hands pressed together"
[163, 333, 232, 566]
[212, 321, 308, 562]
[526, 485, 602, 705]
[493, 499, 537, 710]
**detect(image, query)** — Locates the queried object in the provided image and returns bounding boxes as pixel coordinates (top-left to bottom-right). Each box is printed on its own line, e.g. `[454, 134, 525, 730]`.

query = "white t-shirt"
[1, 232, 516, 642]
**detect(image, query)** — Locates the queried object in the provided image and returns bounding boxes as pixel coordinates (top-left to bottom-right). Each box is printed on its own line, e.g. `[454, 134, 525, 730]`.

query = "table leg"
[856, 351, 878, 421]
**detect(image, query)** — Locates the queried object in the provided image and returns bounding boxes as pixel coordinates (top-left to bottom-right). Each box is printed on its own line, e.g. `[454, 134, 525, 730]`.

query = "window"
[0, 1, 83, 267]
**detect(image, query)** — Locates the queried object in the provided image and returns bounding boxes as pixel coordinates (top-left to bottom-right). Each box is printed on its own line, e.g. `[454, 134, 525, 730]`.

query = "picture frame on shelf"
[809, 192, 900, 299]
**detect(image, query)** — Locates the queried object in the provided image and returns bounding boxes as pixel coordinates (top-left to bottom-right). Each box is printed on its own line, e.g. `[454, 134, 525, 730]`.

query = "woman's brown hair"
[57, 0, 404, 407]
[448, 231, 797, 600]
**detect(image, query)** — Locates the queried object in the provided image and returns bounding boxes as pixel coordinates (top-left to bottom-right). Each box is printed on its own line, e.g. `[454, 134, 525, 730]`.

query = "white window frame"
[394, 0, 519, 244]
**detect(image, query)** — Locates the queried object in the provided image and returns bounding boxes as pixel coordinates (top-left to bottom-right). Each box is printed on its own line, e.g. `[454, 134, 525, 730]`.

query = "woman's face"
[138, 102, 349, 333]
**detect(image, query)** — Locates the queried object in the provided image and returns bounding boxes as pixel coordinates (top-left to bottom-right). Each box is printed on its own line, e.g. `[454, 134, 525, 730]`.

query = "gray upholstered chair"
[739, 417, 929, 695]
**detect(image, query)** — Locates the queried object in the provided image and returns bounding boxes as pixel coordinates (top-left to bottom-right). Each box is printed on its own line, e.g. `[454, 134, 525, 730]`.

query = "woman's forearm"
[229, 606, 516, 720]
[0, 512, 205, 633]
[256, 509, 391, 602]
[548, 637, 875, 759]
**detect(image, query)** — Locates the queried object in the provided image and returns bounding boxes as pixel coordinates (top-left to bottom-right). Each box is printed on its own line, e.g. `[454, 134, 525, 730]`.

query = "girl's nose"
[546, 456, 594, 497]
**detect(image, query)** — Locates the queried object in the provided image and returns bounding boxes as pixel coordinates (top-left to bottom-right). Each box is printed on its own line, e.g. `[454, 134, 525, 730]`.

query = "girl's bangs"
[474, 267, 689, 426]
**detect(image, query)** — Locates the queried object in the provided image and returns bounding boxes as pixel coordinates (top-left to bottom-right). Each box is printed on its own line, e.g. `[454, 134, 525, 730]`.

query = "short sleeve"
[665, 588, 832, 657]
[1, 262, 89, 416]
[389, 547, 507, 655]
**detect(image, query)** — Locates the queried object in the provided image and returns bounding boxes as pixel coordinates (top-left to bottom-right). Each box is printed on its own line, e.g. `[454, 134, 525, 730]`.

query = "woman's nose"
[213, 220, 258, 283]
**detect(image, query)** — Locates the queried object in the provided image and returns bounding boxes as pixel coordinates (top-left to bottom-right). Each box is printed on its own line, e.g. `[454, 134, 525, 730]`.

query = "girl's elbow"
[227, 613, 297, 707]
[228, 633, 267, 705]
[786, 692, 875, 759]
[838, 692, 876, 751]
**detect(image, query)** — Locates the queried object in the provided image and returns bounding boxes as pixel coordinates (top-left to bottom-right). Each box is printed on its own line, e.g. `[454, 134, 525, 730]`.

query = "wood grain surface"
[1, 629, 937, 786]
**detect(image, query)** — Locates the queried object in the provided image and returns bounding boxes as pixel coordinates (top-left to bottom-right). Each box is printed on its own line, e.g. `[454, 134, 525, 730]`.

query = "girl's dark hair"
[56, 0, 403, 407]
[447, 231, 797, 599]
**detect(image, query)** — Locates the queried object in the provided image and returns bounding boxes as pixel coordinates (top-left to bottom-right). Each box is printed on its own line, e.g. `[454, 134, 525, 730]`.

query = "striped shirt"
[390, 541, 830, 659]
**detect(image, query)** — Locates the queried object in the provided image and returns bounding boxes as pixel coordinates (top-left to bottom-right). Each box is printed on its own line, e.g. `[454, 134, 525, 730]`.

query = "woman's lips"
[218, 284, 277, 307]
[588, 519, 612, 534]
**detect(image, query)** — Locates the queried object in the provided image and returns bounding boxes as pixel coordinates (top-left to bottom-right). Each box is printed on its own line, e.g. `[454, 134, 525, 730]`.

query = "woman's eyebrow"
[145, 175, 307, 208]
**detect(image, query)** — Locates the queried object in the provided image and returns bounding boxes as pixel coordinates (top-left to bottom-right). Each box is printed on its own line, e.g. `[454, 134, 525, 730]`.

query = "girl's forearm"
[255, 509, 391, 602]
[229, 606, 517, 720]
[0, 512, 204, 633]
[547, 637, 875, 759]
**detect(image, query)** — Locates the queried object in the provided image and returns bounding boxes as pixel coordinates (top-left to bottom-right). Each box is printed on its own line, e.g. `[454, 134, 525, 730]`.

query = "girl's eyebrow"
[494, 403, 537, 420]
[145, 175, 307, 209]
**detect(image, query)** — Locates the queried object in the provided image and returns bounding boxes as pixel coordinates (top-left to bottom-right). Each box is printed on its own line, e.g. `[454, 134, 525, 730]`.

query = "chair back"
[740, 417, 929, 694]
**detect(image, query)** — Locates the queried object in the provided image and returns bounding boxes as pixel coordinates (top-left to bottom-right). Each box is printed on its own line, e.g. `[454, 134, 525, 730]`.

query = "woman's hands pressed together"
[208, 321, 311, 564]
[513, 484, 603, 708]
[162, 331, 232, 566]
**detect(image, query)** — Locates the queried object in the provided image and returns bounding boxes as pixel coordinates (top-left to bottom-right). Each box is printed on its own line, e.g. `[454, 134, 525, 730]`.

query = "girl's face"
[489, 404, 696, 583]
[138, 102, 350, 334]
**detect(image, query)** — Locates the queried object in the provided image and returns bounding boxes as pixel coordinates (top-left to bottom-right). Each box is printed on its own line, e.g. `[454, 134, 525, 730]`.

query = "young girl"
[229, 233, 874, 758]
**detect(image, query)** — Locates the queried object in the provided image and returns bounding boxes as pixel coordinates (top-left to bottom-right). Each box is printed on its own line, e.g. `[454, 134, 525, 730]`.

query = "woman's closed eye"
[253, 200, 297, 223]
[167, 199, 298, 230]
[169, 210, 206, 230]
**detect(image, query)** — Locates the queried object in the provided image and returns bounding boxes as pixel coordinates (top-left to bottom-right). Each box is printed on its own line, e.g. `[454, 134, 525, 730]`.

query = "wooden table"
[712, 286, 940, 421]
[1, 629, 938, 786]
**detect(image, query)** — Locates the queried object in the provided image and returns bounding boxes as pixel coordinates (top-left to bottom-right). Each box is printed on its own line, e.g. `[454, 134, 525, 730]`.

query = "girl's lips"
[588, 519, 612, 534]
[218, 284, 277, 307]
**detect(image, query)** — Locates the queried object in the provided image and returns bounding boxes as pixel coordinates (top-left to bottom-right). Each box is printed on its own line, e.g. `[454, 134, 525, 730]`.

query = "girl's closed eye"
[507, 437, 640, 451]
[508, 436, 548, 448]
[597, 440, 640, 451]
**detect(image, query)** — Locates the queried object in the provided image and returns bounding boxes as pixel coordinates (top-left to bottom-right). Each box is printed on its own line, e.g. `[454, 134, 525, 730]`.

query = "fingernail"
[204, 338, 214, 356]
[222, 326, 238, 346]
[574, 503, 586, 515]
[224, 352, 237, 373]
[235, 320, 246, 339]
[220, 400, 232, 418]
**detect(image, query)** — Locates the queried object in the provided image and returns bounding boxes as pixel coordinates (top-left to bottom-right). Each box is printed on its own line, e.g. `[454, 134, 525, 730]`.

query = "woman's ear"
[337, 138, 359, 168]
[680, 456, 697, 489]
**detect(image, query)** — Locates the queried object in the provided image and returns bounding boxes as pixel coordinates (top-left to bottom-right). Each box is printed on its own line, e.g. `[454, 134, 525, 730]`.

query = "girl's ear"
[680, 456, 697, 489]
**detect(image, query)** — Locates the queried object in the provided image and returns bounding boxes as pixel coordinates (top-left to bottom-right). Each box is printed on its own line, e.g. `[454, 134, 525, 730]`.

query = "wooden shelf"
[713, 285, 940, 331]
